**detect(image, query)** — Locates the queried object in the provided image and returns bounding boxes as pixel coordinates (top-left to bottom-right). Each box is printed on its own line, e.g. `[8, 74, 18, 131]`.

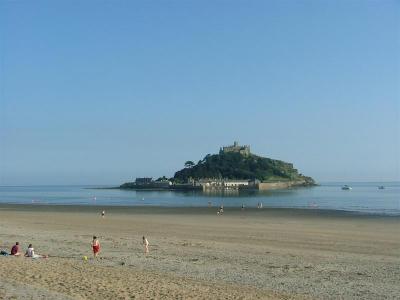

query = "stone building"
[220, 141, 251, 156]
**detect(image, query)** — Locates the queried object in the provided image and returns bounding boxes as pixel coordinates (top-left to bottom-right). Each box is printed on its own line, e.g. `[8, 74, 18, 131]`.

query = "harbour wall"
[257, 180, 309, 190]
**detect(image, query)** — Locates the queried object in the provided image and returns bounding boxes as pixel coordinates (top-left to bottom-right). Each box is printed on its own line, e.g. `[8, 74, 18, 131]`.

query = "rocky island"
[120, 142, 315, 191]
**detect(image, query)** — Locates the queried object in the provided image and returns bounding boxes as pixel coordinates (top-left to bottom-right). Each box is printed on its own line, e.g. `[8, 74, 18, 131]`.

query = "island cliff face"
[173, 152, 315, 187]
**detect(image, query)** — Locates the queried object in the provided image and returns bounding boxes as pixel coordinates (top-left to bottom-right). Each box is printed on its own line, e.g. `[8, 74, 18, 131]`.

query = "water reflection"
[179, 187, 302, 198]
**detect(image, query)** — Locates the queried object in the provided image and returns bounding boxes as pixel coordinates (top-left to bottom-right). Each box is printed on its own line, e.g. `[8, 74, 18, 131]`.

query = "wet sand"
[0, 204, 399, 299]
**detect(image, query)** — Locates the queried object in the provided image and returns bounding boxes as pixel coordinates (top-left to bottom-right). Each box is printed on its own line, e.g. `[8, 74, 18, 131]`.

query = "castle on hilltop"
[220, 141, 251, 156]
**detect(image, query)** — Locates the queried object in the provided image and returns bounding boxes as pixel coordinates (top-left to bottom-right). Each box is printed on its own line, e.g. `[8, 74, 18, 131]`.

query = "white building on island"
[197, 178, 253, 190]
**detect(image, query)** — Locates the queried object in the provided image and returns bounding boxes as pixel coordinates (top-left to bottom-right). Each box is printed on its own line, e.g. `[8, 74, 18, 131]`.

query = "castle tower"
[221, 141, 251, 156]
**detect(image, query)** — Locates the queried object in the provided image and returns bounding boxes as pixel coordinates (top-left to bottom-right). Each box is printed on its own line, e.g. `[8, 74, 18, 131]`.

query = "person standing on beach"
[92, 236, 100, 258]
[101, 210, 105, 218]
[142, 236, 149, 254]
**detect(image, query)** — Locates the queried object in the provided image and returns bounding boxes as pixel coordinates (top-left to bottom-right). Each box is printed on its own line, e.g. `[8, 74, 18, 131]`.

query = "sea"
[0, 182, 399, 216]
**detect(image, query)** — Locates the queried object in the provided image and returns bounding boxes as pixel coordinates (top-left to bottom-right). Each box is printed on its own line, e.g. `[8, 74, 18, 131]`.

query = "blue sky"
[0, 0, 399, 185]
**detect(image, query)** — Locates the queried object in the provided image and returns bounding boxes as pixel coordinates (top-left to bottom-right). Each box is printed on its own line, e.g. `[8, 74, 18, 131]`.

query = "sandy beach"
[0, 204, 399, 299]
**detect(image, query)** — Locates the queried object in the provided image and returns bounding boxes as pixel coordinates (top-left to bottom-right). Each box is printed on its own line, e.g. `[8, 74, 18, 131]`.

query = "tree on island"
[184, 161, 195, 168]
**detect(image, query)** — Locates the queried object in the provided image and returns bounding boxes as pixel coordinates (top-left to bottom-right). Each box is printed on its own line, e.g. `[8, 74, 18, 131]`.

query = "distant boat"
[378, 186, 385, 190]
[341, 185, 352, 190]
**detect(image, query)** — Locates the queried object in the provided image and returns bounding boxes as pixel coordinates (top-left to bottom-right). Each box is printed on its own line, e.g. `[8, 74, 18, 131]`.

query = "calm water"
[0, 182, 399, 216]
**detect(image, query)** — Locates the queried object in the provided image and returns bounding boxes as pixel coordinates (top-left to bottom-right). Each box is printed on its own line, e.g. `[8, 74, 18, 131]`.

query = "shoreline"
[100, 181, 317, 191]
[0, 203, 399, 218]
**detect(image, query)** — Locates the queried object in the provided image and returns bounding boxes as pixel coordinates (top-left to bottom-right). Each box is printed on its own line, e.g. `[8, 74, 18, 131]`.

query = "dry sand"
[0, 204, 399, 299]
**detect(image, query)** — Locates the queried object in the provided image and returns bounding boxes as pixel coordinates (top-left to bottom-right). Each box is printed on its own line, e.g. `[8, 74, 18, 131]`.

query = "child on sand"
[142, 236, 149, 254]
[92, 236, 100, 258]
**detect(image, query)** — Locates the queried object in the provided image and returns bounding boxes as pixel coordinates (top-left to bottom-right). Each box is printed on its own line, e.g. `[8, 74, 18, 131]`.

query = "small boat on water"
[341, 185, 352, 190]
[378, 186, 385, 190]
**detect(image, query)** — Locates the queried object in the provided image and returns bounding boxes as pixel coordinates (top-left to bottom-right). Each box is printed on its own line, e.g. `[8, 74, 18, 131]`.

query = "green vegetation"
[184, 161, 195, 168]
[173, 152, 315, 184]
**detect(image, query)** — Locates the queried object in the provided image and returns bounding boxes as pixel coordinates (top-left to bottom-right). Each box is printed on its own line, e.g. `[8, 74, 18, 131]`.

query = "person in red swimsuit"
[91, 236, 100, 258]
